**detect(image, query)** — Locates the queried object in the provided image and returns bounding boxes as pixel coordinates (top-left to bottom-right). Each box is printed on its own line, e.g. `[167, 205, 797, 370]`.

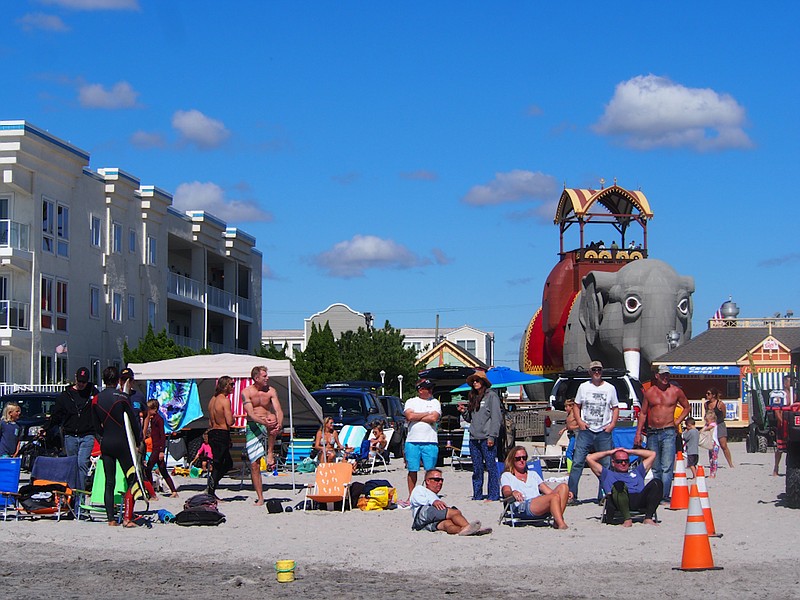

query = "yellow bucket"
[275, 560, 296, 583]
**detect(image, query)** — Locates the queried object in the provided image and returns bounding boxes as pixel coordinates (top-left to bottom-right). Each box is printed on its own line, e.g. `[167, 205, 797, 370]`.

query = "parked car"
[310, 387, 389, 432]
[378, 395, 406, 457]
[549, 368, 643, 423]
[0, 392, 61, 444]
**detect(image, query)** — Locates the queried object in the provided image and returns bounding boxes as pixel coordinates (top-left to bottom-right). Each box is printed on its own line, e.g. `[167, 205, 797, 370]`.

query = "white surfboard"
[123, 411, 149, 508]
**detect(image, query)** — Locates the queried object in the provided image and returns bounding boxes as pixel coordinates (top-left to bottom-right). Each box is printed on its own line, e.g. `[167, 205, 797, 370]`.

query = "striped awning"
[554, 185, 653, 224]
[743, 370, 789, 394]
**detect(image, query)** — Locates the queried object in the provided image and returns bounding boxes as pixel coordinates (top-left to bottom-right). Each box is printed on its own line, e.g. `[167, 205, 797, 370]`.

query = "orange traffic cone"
[668, 451, 689, 510]
[674, 484, 723, 571]
[695, 466, 721, 538]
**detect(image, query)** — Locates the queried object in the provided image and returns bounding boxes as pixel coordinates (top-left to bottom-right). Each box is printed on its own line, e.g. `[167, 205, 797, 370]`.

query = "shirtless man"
[207, 376, 235, 499]
[242, 366, 283, 505]
[634, 365, 689, 501]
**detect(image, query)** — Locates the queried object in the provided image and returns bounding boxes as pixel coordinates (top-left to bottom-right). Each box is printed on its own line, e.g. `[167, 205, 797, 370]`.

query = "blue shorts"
[405, 442, 438, 472]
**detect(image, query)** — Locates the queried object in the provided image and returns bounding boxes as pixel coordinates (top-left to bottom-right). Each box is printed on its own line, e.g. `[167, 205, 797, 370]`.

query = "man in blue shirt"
[587, 446, 661, 527]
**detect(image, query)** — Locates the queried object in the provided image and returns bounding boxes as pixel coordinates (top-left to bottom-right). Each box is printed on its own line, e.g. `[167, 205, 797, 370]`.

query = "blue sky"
[4, 1, 799, 367]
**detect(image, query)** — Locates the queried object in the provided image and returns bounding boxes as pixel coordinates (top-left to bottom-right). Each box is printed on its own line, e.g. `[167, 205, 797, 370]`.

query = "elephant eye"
[624, 295, 641, 314]
[677, 298, 690, 315]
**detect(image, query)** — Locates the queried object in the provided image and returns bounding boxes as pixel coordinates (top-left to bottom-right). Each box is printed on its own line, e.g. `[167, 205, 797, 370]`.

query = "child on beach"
[0, 401, 22, 458]
[191, 432, 213, 475]
[143, 400, 179, 498]
[701, 411, 720, 478]
[681, 417, 699, 478]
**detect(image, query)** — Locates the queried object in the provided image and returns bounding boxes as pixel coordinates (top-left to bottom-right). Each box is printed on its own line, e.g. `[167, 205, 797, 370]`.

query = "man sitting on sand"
[587, 446, 662, 527]
[410, 469, 490, 536]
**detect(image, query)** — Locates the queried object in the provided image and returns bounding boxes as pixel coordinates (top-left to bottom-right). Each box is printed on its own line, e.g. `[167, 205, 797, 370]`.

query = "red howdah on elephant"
[519, 183, 695, 397]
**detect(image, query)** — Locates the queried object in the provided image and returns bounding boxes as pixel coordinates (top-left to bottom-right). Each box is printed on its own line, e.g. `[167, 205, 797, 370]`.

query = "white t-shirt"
[404, 396, 441, 443]
[409, 484, 439, 508]
[500, 471, 543, 510]
[575, 380, 619, 432]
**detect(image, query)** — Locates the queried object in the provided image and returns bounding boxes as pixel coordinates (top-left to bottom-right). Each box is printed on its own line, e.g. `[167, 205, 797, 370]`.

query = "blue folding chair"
[497, 458, 554, 527]
[451, 427, 471, 470]
[0, 457, 21, 521]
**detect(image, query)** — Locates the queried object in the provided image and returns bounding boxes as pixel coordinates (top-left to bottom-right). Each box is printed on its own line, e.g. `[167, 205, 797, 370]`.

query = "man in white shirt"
[403, 379, 441, 502]
[567, 360, 619, 502]
[410, 469, 488, 535]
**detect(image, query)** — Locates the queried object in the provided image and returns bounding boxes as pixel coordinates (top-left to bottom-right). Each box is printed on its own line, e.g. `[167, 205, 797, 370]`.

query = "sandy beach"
[1, 442, 797, 599]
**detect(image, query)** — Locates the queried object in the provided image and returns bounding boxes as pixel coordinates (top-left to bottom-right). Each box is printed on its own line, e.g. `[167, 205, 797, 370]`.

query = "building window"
[40, 355, 53, 384]
[0, 354, 7, 383]
[404, 341, 422, 352]
[56, 280, 68, 332]
[42, 199, 54, 253]
[57, 205, 69, 257]
[111, 292, 122, 322]
[456, 339, 477, 354]
[112, 222, 122, 254]
[91, 215, 102, 247]
[55, 355, 68, 383]
[292, 343, 302, 354]
[129, 228, 136, 253]
[41, 275, 53, 329]
[148, 300, 156, 327]
[128, 295, 136, 319]
[147, 236, 157, 265]
[90, 286, 100, 319]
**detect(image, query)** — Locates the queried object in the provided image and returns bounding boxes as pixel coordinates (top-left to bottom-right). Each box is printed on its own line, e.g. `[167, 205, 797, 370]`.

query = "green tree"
[255, 341, 288, 359]
[123, 324, 195, 364]
[293, 322, 344, 391]
[338, 320, 418, 398]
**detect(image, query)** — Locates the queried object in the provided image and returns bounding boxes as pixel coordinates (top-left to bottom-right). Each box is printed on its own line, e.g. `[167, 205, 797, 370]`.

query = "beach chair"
[352, 429, 394, 475]
[16, 455, 80, 521]
[497, 458, 554, 527]
[530, 431, 568, 471]
[368, 428, 394, 474]
[0, 457, 21, 521]
[278, 437, 314, 471]
[303, 462, 353, 512]
[79, 459, 128, 522]
[450, 427, 471, 470]
[337, 425, 367, 456]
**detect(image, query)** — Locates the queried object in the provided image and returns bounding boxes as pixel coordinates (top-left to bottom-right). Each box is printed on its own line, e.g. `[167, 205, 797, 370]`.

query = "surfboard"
[123, 411, 149, 508]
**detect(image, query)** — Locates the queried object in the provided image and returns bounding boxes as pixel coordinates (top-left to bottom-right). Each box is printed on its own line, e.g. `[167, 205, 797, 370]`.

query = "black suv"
[549, 368, 643, 423]
[310, 386, 389, 430]
[0, 392, 61, 444]
[378, 395, 406, 457]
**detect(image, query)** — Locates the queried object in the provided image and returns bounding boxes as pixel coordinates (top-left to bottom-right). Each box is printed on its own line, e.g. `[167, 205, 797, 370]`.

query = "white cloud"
[312, 235, 424, 278]
[17, 13, 69, 31]
[593, 74, 752, 151]
[78, 81, 139, 109]
[431, 248, 451, 265]
[262, 264, 280, 280]
[130, 130, 166, 149]
[462, 170, 558, 206]
[38, 0, 139, 9]
[173, 181, 271, 223]
[172, 109, 230, 149]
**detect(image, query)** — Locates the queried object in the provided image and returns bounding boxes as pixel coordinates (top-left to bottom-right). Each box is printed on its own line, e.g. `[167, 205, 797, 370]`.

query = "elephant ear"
[579, 271, 616, 345]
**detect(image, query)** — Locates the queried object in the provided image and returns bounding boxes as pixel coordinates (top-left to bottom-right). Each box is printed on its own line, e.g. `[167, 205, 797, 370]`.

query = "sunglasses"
[591, 368, 603, 373]
[514, 456, 528, 462]
[612, 459, 629, 464]
[427, 477, 444, 483]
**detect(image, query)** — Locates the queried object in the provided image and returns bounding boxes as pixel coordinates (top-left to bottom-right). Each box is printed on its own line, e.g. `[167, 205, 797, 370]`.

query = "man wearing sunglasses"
[409, 469, 489, 536]
[587, 446, 661, 527]
[567, 360, 619, 503]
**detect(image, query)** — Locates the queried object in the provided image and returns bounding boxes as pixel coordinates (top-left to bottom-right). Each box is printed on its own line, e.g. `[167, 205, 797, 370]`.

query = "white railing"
[688, 399, 741, 422]
[168, 333, 204, 352]
[0, 383, 69, 395]
[0, 300, 29, 329]
[207, 285, 235, 312]
[168, 272, 202, 303]
[0, 220, 30, 251]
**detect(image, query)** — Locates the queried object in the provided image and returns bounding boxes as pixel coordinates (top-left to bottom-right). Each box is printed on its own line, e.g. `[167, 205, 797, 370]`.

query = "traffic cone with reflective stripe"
[675, 484, 722, 571]
[695, 466, 721, 538]
[668, 451, 689, 510]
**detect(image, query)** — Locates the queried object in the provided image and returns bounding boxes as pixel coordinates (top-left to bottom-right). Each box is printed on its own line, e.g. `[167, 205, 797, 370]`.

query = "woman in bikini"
[313, 417, 344, 463]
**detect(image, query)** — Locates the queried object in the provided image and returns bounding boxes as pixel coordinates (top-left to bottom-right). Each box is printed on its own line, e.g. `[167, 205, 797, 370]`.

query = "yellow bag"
[362, 498, 382, 511]
[368, 486, 396, 509]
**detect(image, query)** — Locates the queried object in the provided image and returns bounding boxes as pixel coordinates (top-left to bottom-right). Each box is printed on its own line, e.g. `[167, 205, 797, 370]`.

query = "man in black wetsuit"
[91, 366, 143, 527]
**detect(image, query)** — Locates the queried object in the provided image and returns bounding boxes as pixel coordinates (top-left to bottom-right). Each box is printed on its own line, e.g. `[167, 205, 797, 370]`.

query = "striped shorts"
[245, 421, 269, 462]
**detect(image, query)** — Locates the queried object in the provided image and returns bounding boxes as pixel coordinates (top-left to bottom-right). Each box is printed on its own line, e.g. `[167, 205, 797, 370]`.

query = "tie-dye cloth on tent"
[147, 380, 204, 433]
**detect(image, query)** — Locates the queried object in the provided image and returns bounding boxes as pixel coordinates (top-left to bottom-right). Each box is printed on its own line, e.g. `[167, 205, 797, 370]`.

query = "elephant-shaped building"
[520, 182, 694, 398]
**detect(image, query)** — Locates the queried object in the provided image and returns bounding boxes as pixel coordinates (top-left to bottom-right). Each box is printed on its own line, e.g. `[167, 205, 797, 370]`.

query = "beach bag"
[362, 479, 392, 496]
[698, 430, 715, 451]
[174, 506, 226, 526]
[368, 486, 395, 509]
[297, 458, 317, 473]
[184, 493, 218, 510]
[266, 499, 283, 514]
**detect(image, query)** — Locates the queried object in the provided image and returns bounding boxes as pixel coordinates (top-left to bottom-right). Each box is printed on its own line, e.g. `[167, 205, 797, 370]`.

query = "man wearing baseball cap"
[120, 367, 146, 420]
[42, 366, 100, 487]
[401, 379, 441, 507]
[567, 361, 619, 503]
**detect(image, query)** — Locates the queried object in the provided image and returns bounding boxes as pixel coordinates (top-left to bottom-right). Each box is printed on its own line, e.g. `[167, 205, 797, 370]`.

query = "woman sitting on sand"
[500, 446, 571, 530]
[313, 417, 344, 463]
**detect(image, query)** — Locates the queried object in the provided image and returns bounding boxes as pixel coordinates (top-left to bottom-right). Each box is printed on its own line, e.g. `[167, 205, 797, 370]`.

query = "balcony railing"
[0, 300, 29, 329]
[238, 296, 253, 318]
[0, 220, 30, 251]
[207, 285, 235, 313]
[168, 272, 202, 303]
[168, 333, 204, 352]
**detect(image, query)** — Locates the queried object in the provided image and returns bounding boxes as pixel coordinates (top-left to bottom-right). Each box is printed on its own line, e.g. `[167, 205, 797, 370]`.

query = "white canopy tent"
[128, 354, 323, 489]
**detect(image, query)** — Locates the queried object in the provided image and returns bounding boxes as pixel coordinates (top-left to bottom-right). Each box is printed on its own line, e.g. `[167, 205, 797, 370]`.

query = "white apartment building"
[263, 303, 493, 365]
[0, 120, 262, 386]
